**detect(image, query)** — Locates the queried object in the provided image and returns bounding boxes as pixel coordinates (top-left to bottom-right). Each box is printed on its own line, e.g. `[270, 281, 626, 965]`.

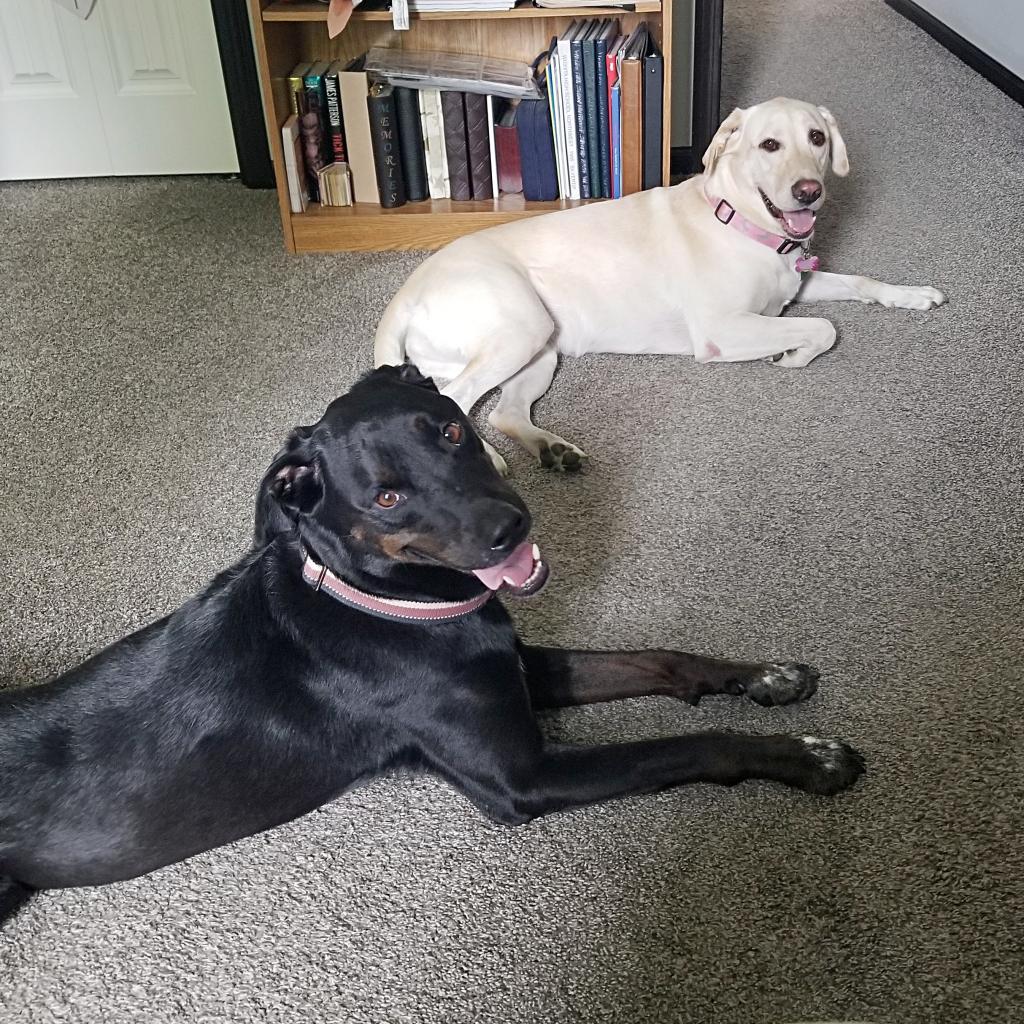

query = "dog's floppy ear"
[368, 362, 439, 393]
[702, 107, 746, 173]
[254, 427, 323, 545]
[396, 361, 438, 392]
[817, 106, 850, 177]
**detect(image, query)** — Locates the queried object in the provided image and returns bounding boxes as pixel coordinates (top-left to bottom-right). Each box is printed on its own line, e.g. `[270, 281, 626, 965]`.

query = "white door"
[0, 0, 238, 180]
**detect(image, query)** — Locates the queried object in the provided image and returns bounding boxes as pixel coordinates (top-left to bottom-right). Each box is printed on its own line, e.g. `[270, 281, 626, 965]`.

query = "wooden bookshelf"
[248, 0, 673, 251]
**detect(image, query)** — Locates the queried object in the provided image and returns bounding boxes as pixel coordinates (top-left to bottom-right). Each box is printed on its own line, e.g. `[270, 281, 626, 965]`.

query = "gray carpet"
[2, 1, 1023, 1021]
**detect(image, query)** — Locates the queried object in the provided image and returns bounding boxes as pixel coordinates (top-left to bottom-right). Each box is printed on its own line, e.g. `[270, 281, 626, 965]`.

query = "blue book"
[570, 22, 593, 199]
[581, 21, 602, 199]
[594, 20, 616, 199]
[611, 82, 622, 199]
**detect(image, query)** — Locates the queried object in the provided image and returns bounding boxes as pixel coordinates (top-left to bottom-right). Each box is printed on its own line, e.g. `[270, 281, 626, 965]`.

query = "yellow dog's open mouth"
[759, 188, 816, 239]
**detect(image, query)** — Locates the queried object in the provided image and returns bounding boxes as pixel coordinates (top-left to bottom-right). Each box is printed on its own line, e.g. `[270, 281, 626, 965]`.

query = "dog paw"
[882, 285, 946, 310]
[537, 438, 587, 473]
[742, 662, 820, 706]
[790, 735, 866, 796]
[484, 440, 510, 477]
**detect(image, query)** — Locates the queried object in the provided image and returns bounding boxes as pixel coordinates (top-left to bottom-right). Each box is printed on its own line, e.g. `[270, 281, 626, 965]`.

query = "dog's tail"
[1, 874, 34, 928]
[373, 294, 412, 369]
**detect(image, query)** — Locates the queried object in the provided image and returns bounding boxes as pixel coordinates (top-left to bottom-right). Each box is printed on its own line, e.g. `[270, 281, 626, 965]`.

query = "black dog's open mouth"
[759, 188, 816, 239]
[471, 541, 549, 598]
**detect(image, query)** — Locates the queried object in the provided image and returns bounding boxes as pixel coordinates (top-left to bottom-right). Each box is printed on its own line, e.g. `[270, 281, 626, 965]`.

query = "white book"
[557, 22, 580, 200]
[281, 114, 308, 213]
[419, 89, 449, 200]
[486, 94, 499, 198]
[547, 51, 567, 199]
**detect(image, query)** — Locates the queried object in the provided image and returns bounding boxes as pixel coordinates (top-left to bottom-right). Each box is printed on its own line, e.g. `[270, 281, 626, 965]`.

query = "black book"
[441, 91, 472, 201]
[594, 20, 616, 199]
[394, 86, 428, 202]
[570, 22, 595, 199]
[324, 62, 347, 163]
[367, 83, 406, 208]
[581, 20, 604, 198]
[642, 41, 664, 191]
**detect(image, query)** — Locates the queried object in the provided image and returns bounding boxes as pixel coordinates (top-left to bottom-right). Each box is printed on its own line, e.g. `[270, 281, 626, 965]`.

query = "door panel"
[1, 0, 238, 180]
[0, 0, 112, 178]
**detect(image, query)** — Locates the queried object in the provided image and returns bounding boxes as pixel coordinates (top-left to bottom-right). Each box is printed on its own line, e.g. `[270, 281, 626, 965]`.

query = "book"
[337, 59, 380, 205]
[323, 62, 348, 164]
[303, 61, 333, 167]
[545, 43, 567, 198]
[281, 114, 308, 213]
[297, 91, 325, 203]
[606, 34, 624, 198]
[517, 72, 558, 201]
[581, 20, 603, 198]
[486, 95, 499, 198]
[419, 88, 449, 200]
[610, 77, 622, 198]
[367, 82, 407, 208]
[642, 41, 664, 190]
[464, 91, 494, 201]
[394, 85, 428, 202]
[570, 21, 594, 199]
[317, 162, 353, 207]
[619, 24, 647, 196]
[594, 21, 617, 199]
[493, 101, 522, 194]
[287, 62, 311, 116]
[556, 21, 580, 200]
[440, 90, 471, 201]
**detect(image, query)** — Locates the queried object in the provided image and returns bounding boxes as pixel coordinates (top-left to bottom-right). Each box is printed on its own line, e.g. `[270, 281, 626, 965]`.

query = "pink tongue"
[782, 208, 816, 235]
[472, 540, 536, 591]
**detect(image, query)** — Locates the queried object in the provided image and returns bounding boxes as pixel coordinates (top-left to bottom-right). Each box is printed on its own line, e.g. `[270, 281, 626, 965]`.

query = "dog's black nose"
[488, 504, 527, 552]
[791, 178, 822, 205]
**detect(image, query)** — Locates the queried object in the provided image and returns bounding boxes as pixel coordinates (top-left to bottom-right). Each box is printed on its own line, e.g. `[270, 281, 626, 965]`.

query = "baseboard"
[886, 0, 1024, 107]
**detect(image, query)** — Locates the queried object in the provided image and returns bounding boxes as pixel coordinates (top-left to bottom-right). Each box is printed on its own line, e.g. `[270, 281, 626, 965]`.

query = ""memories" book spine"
[367, 82, 406, 209]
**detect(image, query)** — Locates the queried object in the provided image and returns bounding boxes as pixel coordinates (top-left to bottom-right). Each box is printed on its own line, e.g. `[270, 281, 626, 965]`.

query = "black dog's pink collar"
[301, 548, 492, 622]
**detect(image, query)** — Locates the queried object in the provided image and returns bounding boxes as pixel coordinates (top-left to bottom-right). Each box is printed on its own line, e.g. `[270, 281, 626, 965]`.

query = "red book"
[494, 104, 523, 194]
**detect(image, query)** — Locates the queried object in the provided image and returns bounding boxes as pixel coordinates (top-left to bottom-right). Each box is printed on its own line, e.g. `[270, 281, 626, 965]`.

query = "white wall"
[914, 0, 1024, 79]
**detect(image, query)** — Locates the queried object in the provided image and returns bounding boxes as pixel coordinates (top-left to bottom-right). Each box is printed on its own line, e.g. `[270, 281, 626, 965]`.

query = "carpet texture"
[2, 2, 1023, 1021]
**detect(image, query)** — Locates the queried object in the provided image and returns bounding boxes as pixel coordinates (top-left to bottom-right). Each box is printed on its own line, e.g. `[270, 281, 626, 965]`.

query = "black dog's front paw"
[741, 662, 820, 706]
[786, 735, 866, 796]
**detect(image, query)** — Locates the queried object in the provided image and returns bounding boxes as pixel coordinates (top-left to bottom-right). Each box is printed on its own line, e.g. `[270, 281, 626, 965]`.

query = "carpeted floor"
[2, 2, 1023, 1022]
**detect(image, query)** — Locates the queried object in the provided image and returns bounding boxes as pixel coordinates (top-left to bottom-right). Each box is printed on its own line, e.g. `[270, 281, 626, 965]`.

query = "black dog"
[0, 365, 864, 922]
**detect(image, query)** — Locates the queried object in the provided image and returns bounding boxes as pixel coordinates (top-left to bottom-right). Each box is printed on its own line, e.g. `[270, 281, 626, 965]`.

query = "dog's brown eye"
[809, 129, 826, 147]
[442, 421, 464, 446]
[375, 491, 403, 509]
[760, 138, 781, 152]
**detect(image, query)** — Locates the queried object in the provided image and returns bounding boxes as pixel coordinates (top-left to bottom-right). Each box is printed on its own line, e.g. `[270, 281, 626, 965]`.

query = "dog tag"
[795, 254, 820, 272]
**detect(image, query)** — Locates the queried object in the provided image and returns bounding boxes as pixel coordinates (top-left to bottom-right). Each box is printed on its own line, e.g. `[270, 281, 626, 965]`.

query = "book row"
[280, 24, 664, 212]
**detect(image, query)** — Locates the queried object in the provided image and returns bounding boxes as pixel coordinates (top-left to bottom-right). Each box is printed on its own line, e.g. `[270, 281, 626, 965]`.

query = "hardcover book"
[323, 62, 348, 163]
[297, 91, 324, 203]
[338, 59, 381, 205]
[281, 114, 308, 213]
[464, 91, 494, 201]
[440, 91, 471, 202]
[288, 61, 310, 117]
[642, 42, 664, 190]
[419, 88, 449, 200]
[303, 61, 333, 167]
[367, 82, 407, 208]
[394, 86, 428, 202]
